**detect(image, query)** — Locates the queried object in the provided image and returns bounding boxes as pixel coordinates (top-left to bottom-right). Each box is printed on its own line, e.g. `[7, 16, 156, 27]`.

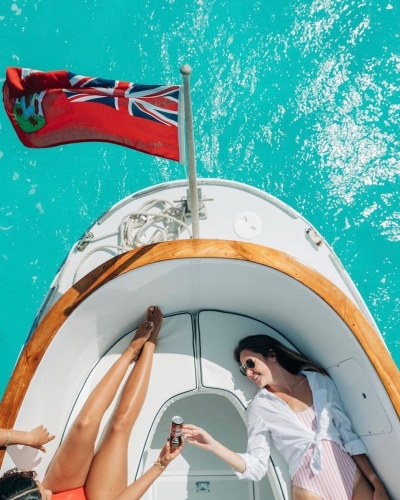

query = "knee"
[74, 413, 93, 431]
[109, 411, 132, 434]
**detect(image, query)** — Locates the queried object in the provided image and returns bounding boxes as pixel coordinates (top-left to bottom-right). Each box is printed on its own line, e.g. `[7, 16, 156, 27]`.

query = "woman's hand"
[182, 424, 216, 451]
[182, 424, 246, 473]
[373, 481, 390, 500]
[158, 438, 184, 469]
[27, 426, 55, 452]
[352, 456, 390, 500]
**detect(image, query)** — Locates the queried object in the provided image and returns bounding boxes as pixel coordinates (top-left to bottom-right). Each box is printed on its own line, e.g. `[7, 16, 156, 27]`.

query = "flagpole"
[180, 64, 200, 239]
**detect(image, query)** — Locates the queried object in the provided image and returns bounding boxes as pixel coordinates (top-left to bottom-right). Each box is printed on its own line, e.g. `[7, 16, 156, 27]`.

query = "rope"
[74, 199, 190, 282]
[37, 199, 190, 323]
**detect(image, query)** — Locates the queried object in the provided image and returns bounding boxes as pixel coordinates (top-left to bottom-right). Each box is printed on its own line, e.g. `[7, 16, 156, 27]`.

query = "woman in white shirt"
[183, 334, 390, 500]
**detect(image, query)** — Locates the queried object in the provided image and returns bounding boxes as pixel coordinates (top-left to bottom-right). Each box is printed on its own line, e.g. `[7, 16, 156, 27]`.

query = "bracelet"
[4, 430, 11, 448]
[153, 461, 165, 471]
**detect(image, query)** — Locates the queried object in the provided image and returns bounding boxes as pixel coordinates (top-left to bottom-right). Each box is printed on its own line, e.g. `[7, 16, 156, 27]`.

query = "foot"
[127, 320, 154, 360]
[146, 306, 163, 345]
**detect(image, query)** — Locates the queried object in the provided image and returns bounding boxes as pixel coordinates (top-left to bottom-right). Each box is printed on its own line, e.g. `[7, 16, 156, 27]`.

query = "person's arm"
[352, 455, 390, 500]
[113, 439, 183, 500]
[326, 377, 367, 456]
[326, 377, 390, 499]
[183, 424, 246, 472]
[0, 426, 55, 452]
[183, 409, 270, 481]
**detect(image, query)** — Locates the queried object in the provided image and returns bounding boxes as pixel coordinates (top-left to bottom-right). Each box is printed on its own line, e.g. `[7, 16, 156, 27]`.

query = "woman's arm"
[325, 377, 367, 455]
[113, 439, 183, 500]
[352, 455, 390, 500]
[324, 378, 390, 498]
[0, 426, 55, 452]
[183, 424, 246, 472]
[183, 412, 271, 482]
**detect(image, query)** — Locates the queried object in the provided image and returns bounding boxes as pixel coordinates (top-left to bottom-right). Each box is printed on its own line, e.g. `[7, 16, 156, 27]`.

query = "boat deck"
[34, 179, 379, 332]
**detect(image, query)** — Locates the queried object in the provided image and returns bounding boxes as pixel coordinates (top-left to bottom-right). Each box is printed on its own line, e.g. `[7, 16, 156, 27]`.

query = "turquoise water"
[0, 0, 399, 398]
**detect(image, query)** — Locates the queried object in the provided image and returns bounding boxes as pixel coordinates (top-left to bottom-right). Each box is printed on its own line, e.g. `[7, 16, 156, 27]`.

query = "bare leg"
[84, 307, 163, 500]
[292, 486, 323, 500]
[43, 320, 154, 493]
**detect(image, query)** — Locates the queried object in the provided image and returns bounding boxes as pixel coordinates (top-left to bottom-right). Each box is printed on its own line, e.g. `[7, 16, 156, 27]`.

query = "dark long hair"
[0, 469, 41, 500]
[233, 334, 327, 375]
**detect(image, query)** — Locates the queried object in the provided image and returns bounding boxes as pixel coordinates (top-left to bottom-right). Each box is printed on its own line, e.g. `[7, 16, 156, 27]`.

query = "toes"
[147, 306, 162, 321]
[142, 320, 154, 331]
[136, 320, 154, 334]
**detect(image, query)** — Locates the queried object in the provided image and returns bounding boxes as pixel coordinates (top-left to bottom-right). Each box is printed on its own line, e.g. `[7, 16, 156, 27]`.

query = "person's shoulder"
[247, 391, 273, 426]
[248, 388, 271, 409]
[303, 370, 333, 389]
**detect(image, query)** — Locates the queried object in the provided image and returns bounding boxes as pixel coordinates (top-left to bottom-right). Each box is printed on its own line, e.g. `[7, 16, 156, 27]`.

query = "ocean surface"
[0, 0, 399, 398]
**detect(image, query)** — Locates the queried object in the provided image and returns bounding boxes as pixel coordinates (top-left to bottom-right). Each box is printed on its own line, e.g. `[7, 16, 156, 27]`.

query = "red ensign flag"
[2, 67, 184, 162]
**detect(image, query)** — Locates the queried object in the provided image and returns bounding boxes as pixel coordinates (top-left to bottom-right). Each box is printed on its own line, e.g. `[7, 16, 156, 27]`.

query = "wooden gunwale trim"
[1, 239, 399, 466]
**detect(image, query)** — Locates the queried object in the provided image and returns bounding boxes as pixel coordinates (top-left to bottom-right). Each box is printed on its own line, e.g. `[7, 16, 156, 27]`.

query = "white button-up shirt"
[235, 371, 366, 481]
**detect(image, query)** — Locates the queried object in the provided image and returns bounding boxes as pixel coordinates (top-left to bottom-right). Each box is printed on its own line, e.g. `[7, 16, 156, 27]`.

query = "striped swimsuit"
[292, 405, 357, 500]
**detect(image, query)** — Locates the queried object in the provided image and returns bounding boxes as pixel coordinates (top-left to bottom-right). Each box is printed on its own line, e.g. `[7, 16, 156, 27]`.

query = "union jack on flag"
[64, 74, 181, 128]
[3, 67, 185, 162]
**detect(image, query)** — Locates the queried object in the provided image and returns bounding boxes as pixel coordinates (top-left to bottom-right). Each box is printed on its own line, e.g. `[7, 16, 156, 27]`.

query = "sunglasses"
[239, 358, 256, 376]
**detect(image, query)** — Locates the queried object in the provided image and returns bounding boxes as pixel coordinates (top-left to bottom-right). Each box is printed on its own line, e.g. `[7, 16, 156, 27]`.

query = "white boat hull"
[1, 180, 399, 499]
